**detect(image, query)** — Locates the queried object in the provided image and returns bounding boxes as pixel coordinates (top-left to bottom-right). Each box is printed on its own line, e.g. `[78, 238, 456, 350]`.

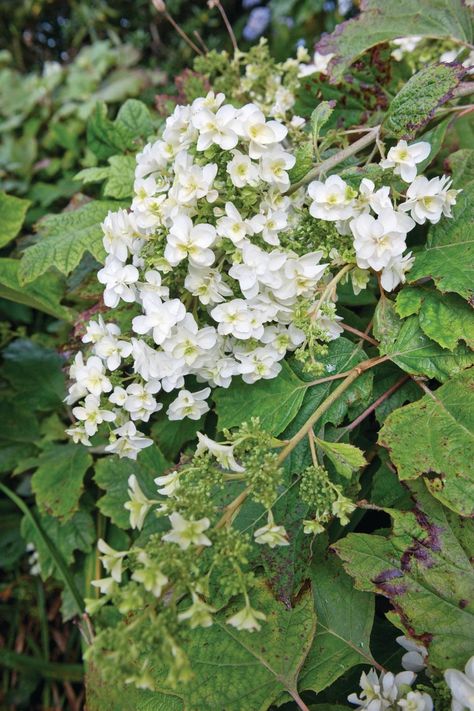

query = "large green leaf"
[376, 300, 474, 382]
[449, 149, 474, 185]
[2, 339, 65, 410]
[152, 585, 316, 711]
[213, 360, 308, 435]
[334, 482, 474, 670]
[21, 508, 95, 579]
[384, 64, 464, 139]
[396, 287, 474, 351]
[317, 0, 473, 82]
[87, 99, 153, 160]
[299, 555, 375, 694]
[19, 199, 125, 283]
[103, 155, 136, 199]
[0, 191, 30, 248]
[379, 369, 474, 517]
[31, 444, 93, 521]
[408, 181, 474, 300]
[94, 445, 169, 529]
[0, 258, 71, 320]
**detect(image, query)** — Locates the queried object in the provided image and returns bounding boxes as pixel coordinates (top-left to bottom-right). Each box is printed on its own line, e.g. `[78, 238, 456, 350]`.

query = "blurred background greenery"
[0, 1, 355, 708]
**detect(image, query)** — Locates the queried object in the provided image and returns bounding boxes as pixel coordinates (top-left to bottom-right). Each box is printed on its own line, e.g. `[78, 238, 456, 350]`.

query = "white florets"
[66, 94, 459, 457]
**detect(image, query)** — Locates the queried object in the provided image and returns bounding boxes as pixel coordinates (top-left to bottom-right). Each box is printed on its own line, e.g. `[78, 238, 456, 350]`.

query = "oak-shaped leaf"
[334, 481, 474, 669]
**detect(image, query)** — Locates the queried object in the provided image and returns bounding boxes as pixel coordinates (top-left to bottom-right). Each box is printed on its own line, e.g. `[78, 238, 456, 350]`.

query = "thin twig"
[341, 322, 379, 347]
[344, 375, 409, 432]
[287, 125, 381, 194]
[210, 0, 239, 54]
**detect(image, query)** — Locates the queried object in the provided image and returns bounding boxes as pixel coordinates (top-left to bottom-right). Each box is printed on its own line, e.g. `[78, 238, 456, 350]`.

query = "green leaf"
[74, 166, 111, 185]
[315, 439, 366, 479]
[2, 339, 65, 410]
[333, 481, 474, 670]
[19, 200, 125, 283]
[151, 585, 316, 711]
[20, 505, 94, 582]
[379, 369, 474, 516]
[87, 99, 153, 160]
[299, 555, 375, 694]
[376, 300, 474, 382]
[103, 155, 136, 199]
[311, 101, 335, 143]
[317, 0, 473, 82]
[94, 445, 169, 529]
[0, 258, 71, 320]
[408, 181, 474, 300]
[449, 148, 474, 186]
[384, 64, 464, 138]
[213, 360, 307, 435]
[116, 99, 154, 140]
[0, 191, 30, 247]
[288, 142, 314, 183]
[85, 663, 182, 711]
[86, 102, 131, 160]
[31, 444, 92, 521]
[0, 399, 40, 443]
[396, 287, 474, 350]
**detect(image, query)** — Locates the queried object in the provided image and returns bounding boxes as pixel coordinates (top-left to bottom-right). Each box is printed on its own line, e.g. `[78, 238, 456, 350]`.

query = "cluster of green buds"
[300, 464, 356, 535]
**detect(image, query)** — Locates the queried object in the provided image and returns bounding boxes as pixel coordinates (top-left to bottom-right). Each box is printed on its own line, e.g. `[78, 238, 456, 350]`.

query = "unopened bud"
[151, 0, 166, 12]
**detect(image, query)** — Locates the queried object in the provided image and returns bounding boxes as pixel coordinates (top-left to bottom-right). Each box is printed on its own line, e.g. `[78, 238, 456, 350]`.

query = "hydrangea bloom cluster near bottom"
[65, 93, 460, 457]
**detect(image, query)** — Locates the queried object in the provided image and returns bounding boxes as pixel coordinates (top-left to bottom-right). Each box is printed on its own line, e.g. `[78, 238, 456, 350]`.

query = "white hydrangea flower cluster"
[308, 139, 460, 291]
[65, 92, 460, 458]
[66, 92, 332, 455]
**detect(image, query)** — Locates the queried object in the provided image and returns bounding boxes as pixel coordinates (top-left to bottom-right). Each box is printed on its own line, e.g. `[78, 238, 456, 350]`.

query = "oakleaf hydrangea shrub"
[57, 3, 474, 708]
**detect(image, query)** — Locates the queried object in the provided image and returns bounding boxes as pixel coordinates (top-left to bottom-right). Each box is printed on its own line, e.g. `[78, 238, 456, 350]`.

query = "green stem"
[287, 125, 381, 194]
[0, 483, 84, 615]
[277, 355, 390, 464]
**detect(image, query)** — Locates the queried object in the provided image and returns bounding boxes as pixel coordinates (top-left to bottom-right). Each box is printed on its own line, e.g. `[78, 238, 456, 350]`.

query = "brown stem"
[452, 81, 474, 99]
[212, 0, 239, 54]
[345, 375, 409, 432]
[287, 125, 381, 194]
[162, 9, 203, 55]
[287, 689, 311, 711]
[341, 322, 379, 347]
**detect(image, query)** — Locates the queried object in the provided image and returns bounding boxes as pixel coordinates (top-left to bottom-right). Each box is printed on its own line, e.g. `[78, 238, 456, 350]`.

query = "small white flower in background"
[167, 387, 211, 421]
[380, 140, 431, 183]
[380, 252, 415, 292]
[91, 576, 116, 596]
[298, 50, 335, 77]
[72, 394, 116, 437]
[65, 424, 91, 446]
[227, 149, 259, 187]
[445, 655, 474, 711]
[331, 496, 356, 526]
[124, 474, 156, 529]
[97, 256, 139, 308]
[155, 470, 181, 497]
[162, 512, 212, 550]
[254, 512, 289, 548]
[356, 179, 393, 215]
[195, 432, 244, 472]
[303, 519, 326, 535]
[350, 209, 415, 272]
[105, 421, 153, 460]
[177, 592, 216, 628]
[348, 669, 416, 711]
[216, 201, 252, 244]
[97, 539, 128, 582]
[165, 215, 216, 267]
[227, 603, 267, 632]
[398, 690, 433, 711]
[400, 175, 461, 224]
[308, 175, 357, 221]
[131, 552, 169, 597]
[396, 636, 428, 673]
[391, 36, 422, 61]
[68, 353, 112, 401]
